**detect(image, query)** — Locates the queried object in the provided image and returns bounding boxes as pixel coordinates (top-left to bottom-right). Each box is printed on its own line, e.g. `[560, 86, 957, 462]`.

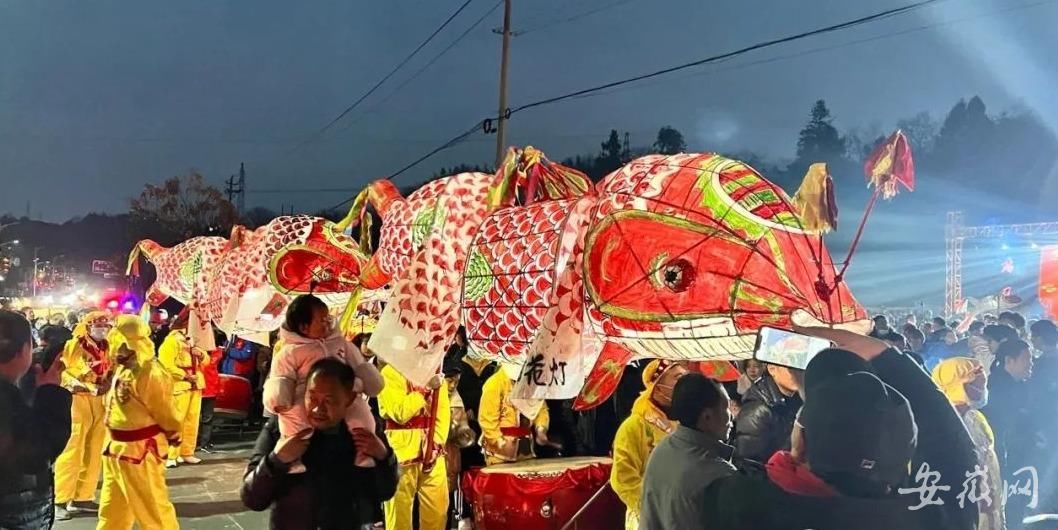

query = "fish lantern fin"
[792, 163, 838, 233]
[573, 342, 635, 411]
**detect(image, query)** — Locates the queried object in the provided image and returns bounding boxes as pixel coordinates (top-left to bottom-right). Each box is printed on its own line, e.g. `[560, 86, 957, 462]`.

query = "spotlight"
[1031, 242, 1040, 249]
[1001, 243, 1010, 251]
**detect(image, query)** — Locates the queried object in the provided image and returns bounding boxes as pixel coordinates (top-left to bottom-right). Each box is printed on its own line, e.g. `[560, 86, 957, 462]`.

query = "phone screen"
[753, 326, 832, 370]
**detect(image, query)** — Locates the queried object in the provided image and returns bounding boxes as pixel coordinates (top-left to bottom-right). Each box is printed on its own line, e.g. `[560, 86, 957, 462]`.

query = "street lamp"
[0, 239, 19, 249]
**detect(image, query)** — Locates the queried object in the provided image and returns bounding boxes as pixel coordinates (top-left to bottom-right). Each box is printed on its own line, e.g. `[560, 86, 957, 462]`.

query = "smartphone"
[753, 326, 832, 371]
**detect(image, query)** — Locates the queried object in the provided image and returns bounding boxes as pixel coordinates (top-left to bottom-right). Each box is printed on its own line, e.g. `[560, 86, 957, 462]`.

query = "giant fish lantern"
[128, 215, 368, 343]
[463, 153, 871, 409]
[346, 147, 591, 385]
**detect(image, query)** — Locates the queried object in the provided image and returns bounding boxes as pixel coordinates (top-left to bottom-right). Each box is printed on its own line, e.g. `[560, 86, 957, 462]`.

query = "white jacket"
[264, 328, 384, 412]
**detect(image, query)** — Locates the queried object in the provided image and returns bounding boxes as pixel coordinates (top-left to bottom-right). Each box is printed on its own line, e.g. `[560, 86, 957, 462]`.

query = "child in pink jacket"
[264, 295, 384, 470]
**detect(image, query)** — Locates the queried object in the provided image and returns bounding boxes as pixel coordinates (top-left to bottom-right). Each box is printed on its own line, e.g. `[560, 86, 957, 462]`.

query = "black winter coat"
[0, 379, 72, 529]
[704, 349, 978, 530]
[241, 416, 399, 530]
[734, 375, 802, 463]
[870, 348, 978, 530]
[702, 468, 931, 530]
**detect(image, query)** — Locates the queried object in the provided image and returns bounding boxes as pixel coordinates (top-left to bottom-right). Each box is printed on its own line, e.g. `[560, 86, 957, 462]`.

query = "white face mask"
[89, 327, 108, 341]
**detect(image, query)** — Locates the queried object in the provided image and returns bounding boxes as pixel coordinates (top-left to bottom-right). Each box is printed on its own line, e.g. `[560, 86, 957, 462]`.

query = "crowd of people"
[1, 297, 1057, 530]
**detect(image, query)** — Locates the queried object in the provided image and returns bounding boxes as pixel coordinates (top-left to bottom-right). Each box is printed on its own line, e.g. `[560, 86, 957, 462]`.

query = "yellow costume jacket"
[158, 330, 207, 392]
[378, 365, 451, 465]
[61, 326, 111, 396]
[611, 393, 675, 526]
[105, 317, 181, 463]
[478, 371, 549, 464]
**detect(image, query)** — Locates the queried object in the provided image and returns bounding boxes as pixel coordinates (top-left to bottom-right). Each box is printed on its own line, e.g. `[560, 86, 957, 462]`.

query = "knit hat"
[799, 371, 917, 491]
[803, 348, 872, 397]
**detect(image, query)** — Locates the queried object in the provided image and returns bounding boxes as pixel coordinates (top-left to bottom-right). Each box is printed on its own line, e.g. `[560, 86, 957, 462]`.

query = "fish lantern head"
[267, 217, 369, 295]
[584, 153, 869, 360]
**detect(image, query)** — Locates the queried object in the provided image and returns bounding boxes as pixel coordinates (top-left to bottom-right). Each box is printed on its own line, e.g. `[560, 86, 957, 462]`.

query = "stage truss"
[945, 211, 1058, 316]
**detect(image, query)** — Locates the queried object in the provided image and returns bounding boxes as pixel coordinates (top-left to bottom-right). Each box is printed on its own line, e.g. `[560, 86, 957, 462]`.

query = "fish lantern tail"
[490, 146, 592, 207]
[126, 239, 165, 277]
[336, 180, 403, 233]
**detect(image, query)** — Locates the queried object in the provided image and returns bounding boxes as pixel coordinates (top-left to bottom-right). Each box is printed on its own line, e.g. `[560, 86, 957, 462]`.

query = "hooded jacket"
[610, 361, 676, 529]
[265, 328, 383, 413]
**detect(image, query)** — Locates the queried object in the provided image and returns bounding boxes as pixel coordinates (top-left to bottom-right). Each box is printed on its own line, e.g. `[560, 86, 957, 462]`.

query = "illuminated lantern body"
[129, 215, 367, 342]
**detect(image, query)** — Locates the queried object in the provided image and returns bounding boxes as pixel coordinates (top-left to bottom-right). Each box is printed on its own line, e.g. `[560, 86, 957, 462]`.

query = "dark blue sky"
[3, 0, 1056, 221]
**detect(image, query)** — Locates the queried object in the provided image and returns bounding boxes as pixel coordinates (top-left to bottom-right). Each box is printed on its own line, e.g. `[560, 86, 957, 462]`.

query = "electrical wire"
[289, 0, 475, 152]
[506, 0, 944, 116]
[335, 0, 947, 197]
[518, 0, 638, 35]
[333, 0, 505, 136]
[274, 0, 986, 211]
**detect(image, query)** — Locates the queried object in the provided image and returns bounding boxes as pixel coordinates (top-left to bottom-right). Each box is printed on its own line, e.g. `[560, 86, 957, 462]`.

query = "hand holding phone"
[753, 326, 832, 370]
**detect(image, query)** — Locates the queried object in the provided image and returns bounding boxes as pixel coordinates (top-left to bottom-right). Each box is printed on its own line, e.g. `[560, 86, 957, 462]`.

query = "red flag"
[864, 130, 915, 199]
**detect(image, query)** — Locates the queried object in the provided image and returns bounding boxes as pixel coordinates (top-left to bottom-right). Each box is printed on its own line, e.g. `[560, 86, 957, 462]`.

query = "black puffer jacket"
[0, 379, 72, 529]
[734, 374, 802, 463]
[241, 416, 399, 530]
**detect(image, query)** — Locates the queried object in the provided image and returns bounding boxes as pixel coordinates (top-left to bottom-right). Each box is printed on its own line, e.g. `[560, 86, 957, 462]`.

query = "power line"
[507, 0, 945, 116]
[316, 0, 950, 212]
[519, 0, 637, 35]
[333, 0, 504, 136]
[290, 0, 475, 151]
[323, 120, 485, 212]
[557, 0, 1058, 103]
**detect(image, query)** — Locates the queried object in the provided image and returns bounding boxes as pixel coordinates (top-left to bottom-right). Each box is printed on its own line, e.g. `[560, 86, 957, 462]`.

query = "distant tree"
[430, 163, 493, 180]
[795, 100, 847, 163]
[895, 111, 938, 155]
[933, 96, 994, 169]
[595, 129, 626, 178]
[653, 126, 687, 155]
[129, 173, 237, 245]
[243, 207, 278, 228]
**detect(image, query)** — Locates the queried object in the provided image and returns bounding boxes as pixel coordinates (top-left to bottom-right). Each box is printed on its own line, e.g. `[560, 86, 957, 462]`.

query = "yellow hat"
[73, 310, 112, 339]
[931, 357, 983, 405]
[108, 314, 155, 362]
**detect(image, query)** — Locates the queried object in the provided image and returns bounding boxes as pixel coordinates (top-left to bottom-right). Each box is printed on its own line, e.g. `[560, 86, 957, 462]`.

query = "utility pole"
[225, 164, 246, 215]
[494, 0, 513, 168]
[237, 162, 246, 215]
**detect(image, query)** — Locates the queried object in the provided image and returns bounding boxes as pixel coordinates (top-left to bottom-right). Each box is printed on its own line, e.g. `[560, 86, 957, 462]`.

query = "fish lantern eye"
[658, 258, 694, 293]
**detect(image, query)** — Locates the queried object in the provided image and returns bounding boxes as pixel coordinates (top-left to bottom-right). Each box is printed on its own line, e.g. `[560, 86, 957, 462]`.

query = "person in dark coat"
[733, 365, 803, 463]
[702, 371, 922, 530]
[241, 358, 398, 530]
[702, 329, 979, 530]
[982, 339, 1035, 529]
[0, 310, 72, 529]
[19, 325, 72, 402]
[1029, 320, 1058, 513]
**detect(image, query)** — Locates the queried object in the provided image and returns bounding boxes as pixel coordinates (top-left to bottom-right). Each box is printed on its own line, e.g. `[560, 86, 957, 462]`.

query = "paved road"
[56, 438, 267, 530]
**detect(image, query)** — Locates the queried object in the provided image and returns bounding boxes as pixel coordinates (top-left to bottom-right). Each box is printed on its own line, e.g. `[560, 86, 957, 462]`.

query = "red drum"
[464, 457, 623, 530]
[215, 374, 252, 419]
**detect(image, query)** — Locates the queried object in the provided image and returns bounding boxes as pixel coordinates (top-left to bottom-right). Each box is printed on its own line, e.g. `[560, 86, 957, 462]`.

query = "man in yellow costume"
[478, 366, 555, 466]
[610, 360, 690, 530]
[53, 311, 112, 518]
[97, 315, 181, 530]
[157, 312, 207, 467]
[378, 363, 450, 530]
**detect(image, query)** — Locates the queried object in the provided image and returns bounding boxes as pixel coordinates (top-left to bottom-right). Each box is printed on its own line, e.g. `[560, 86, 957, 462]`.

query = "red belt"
[500, 427, 532, 438]
[108, 425, 163, 442]
[386, 416, 431, 430]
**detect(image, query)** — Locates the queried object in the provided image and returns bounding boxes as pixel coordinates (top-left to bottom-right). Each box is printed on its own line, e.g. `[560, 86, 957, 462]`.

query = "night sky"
[2, 0, 1056, 222]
